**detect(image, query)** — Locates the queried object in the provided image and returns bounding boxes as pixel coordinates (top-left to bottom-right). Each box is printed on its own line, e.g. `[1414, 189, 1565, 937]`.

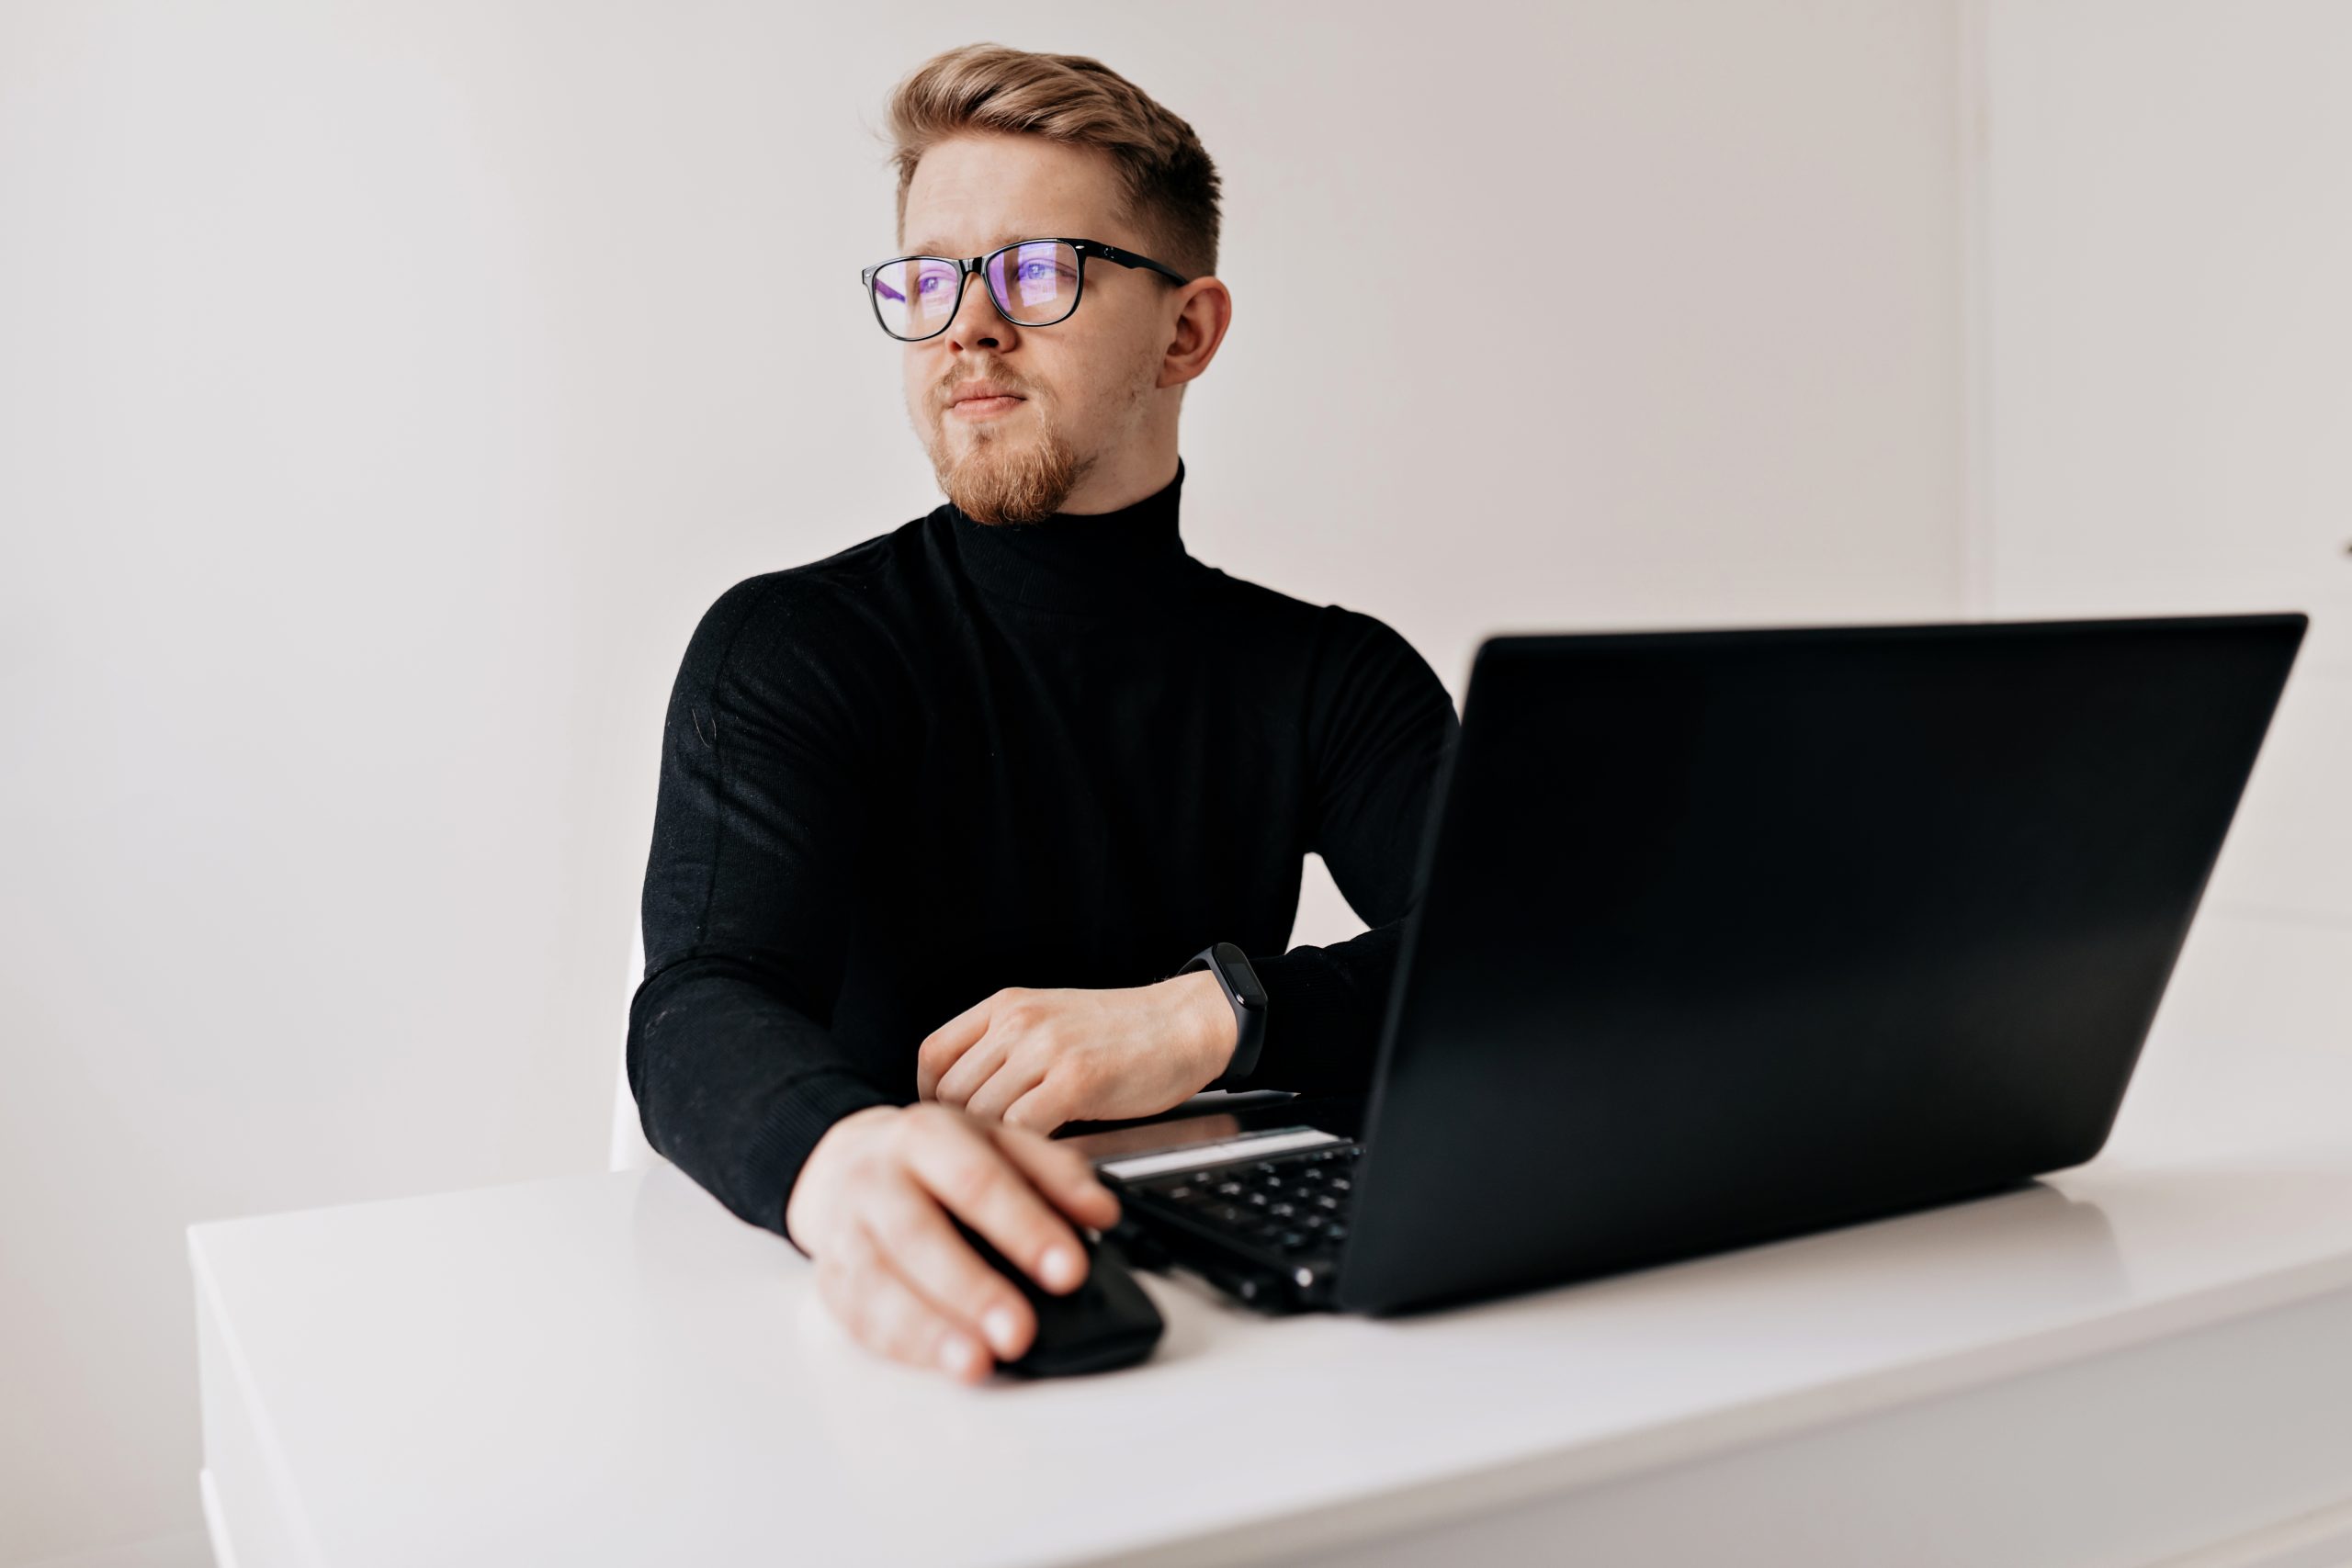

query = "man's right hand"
[782, 1101, 1123, 1382]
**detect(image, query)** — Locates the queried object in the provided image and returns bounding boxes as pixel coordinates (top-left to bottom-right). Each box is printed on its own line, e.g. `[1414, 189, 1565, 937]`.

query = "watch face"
[1216, 944, 1268, 1009]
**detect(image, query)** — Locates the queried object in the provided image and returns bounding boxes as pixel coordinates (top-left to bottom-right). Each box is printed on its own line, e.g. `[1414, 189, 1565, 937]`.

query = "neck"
[1055, 436, 1182, 514]
[944, 455, 1196, 615]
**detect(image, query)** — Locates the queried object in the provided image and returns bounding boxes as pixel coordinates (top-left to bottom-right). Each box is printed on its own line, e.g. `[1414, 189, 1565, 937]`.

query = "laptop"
[1063, 614, 2307, 1316]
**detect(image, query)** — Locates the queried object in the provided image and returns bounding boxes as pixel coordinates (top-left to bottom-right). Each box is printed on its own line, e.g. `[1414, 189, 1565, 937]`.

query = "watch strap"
[1180, 942, 1267, 1089]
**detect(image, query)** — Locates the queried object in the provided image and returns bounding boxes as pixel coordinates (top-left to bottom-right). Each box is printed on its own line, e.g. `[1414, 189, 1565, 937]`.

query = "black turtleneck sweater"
[628, 457, 1460, 1243]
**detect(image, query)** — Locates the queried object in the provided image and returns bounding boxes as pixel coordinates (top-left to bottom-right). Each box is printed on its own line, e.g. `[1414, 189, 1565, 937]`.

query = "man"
[628, 42, 1457, 1382]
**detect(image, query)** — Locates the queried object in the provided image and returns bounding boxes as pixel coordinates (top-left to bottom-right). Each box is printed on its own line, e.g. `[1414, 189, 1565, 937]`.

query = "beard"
[926, 402, 1093, 525]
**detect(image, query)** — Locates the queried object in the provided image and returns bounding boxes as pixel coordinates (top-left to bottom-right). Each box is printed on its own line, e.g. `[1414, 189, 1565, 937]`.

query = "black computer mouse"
[949, 1215, 1165, 1377]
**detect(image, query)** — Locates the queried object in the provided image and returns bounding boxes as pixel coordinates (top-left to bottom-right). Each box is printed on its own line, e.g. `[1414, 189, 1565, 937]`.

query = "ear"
[1159, 276, 1234, 392]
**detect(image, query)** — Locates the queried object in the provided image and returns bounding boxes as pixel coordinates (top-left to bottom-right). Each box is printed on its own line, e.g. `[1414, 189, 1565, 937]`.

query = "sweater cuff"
[740, 1070, 899, 1254]
[1240, 944, 1385, 1099]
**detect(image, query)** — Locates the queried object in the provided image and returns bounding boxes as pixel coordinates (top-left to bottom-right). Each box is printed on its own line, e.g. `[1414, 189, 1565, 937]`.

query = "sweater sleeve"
[627, 572, 904, 1250]
[1238, 609, 1460, 1098]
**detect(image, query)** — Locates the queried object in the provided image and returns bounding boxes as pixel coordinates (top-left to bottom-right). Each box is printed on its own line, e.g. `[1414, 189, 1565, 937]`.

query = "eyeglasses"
[860, 237, 1191, 343]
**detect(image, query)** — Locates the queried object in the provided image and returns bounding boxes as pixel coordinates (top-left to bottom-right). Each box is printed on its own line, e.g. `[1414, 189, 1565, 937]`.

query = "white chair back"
[610, 923, 662, 1171]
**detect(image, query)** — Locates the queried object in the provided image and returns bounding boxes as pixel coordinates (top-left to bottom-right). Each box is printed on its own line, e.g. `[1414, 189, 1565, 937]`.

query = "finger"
[903, 1115, 1090, 1295]
[932, 1033, 1010, 1111]
[989, 1119, 1122, 1235]
[962, 1057, 1046, 1125]
[916, 994, 1001, 1100]
[1001, 1079, 1071, 1140]
[865, 1172, 1037, 1361]
[820, 1219, 991, 1382]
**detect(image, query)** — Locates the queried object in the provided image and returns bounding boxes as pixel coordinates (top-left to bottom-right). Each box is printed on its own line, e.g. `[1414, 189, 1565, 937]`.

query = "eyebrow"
[902, 231, 1058, 257]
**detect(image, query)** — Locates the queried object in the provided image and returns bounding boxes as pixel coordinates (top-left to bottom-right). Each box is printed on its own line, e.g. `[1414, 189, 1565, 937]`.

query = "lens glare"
[869, 242, 1080, 340]
[987, 241, 1079, 324]
[870, 258, 963, 340]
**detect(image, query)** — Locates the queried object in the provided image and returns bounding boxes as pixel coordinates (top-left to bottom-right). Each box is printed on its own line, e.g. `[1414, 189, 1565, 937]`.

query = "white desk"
[190, 912, 2352, 1567]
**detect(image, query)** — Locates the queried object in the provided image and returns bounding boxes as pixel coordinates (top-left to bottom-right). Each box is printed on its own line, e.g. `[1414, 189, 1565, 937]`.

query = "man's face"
[894, 132, 1182, 524]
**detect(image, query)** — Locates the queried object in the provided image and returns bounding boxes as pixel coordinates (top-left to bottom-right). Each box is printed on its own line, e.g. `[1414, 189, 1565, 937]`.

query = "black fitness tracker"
[1178, 941, 1268, 1089]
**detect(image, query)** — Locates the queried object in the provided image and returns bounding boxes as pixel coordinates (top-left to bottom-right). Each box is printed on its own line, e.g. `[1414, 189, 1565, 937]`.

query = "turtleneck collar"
[944, 456, 1197, 615]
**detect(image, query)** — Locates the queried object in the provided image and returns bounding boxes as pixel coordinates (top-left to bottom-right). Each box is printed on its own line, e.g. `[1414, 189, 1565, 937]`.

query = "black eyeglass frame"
[859, 237, 1193, 342]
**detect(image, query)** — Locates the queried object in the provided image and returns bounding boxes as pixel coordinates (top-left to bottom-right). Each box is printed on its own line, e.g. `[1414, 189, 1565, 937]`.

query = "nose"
[943, 265, 1020, 355]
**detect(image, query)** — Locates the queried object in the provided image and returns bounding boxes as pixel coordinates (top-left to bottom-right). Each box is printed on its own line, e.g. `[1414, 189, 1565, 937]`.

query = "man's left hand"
[916, 973, 1240, 1134]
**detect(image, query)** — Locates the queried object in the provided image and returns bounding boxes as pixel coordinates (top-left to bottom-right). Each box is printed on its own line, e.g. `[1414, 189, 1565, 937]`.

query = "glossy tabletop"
[188, 911, 2352, 1566]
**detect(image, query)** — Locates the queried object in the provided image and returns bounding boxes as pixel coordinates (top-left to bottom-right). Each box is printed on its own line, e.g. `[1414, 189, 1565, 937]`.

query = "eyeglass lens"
[871, 241, 1080, 339]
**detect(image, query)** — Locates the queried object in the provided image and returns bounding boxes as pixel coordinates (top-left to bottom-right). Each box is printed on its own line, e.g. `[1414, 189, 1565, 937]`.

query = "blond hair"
[880, 42, 1223, 281]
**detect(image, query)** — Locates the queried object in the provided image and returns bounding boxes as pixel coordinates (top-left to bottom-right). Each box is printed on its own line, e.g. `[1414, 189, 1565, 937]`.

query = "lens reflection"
[871, 241, 1080, 339]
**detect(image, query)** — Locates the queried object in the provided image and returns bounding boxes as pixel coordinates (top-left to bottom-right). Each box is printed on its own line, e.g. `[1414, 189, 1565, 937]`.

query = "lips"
[948, 379, 1024, 408]
[946, 380, 1027, 423]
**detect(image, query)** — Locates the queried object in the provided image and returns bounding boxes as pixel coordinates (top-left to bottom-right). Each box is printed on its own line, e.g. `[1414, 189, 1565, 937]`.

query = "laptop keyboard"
[1125, 1144, 1360, 1262]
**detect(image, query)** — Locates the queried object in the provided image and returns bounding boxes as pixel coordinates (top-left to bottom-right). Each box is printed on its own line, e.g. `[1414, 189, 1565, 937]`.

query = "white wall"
[1978, 0, 2352, 927]
[0, 2, 1968, 1561]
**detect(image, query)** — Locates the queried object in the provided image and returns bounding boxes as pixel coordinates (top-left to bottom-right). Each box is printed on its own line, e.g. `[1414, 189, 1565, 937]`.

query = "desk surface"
[188, 912, 2352, 1567]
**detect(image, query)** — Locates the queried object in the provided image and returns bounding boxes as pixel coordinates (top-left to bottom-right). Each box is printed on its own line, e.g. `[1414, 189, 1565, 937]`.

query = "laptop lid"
[1335, 614, 2306, 1315]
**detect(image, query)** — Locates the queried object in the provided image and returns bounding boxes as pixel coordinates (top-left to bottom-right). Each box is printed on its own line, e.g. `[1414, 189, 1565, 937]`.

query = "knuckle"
[850, 1293, 892, 1351]
[831, 1222, 878, 1271]
[861, 1291, 917, 1359]
[820, 1262, 875, 1334]
[940, 1155, 1003, 1213]
[888, 1310, 942, 1366]
[905, 1106, 965, 1154]
[997, 1116, 1048, 1147]
[865, 1206, 916, 1258]
[837, 1144, 880, 1188]
[891, 1107, 942, 1156]
[841, 1263, 914, 1349]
